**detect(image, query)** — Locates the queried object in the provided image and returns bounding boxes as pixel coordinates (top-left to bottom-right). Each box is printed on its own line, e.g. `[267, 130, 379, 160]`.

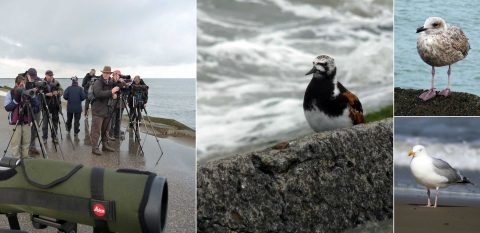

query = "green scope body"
[0, 157, 168, 233]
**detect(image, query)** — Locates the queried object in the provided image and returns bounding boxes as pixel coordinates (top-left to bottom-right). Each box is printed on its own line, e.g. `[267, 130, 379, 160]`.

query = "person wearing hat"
[108, 69, 128, 140]
[81, 68, 96, 119]
[25, 68, 43, 155]
[63, 76, 86, 136]
[90, 65, 120, 155]
[41, 70, 63, 144]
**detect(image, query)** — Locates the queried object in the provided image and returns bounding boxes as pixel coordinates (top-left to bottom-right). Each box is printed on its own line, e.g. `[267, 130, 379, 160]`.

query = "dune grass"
[365, 105, 393, 123]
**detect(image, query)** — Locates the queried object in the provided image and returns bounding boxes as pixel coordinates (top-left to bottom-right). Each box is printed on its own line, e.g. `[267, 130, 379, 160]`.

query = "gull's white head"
[417, 17, 447, 35]
[408, 145, 427, 157]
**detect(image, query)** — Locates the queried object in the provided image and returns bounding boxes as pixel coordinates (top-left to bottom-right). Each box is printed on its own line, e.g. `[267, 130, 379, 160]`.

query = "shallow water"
[0, 78, 196, 129]
[198, 0, 393, 159]
[394, 0, 480, 94]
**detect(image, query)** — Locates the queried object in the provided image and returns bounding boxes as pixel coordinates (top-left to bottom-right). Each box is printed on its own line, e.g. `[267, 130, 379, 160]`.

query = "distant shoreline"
[0, 86, 195, 143]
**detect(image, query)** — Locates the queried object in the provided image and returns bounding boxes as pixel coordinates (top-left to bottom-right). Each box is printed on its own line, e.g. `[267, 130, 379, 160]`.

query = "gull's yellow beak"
[408, 150, 415, 157]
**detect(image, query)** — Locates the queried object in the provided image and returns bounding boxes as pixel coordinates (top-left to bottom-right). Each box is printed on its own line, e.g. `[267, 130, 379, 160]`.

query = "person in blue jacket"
[63, 76, 86, 136]
[4, 75, 41, 158]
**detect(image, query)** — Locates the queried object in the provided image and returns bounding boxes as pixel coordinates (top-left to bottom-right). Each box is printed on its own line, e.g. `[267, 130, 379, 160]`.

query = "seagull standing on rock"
[416, 16, 470, 101]
[303, 55, 364, 132]
[408, 145, 473, 208]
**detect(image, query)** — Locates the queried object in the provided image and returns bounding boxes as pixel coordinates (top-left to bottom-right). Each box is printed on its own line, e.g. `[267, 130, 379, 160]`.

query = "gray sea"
[395, 118, 480, 197]
[198, 0, 393, 160]
[0, 78, 196, 130]
[395, 0, 480, 95]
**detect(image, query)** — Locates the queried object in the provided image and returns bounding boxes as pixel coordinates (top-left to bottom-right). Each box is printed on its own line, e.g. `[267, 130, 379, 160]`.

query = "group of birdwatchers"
[3, 65, 149, 157]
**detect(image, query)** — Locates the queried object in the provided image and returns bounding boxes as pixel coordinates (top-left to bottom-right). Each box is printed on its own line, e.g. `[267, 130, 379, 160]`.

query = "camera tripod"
[54, 95, 76, 150]
[111, 92, 145, 155]
[3, 95, 47, 159]
[3, 213, 78, 233]
[37, 93, 65, 160]
[130, 93, 165, 165]
[110, 91, 165, 165]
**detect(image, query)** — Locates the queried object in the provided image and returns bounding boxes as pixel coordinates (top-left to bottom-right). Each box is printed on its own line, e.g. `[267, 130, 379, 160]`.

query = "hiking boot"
[92, 148, 102, 155]
[102, 143, 115, 152]
[52, 138, 59, 143]
[42, 138, 48, 144]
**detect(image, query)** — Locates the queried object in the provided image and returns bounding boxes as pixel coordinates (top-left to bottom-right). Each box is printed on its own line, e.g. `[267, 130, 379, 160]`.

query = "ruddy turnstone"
[303, 55, 364, 132]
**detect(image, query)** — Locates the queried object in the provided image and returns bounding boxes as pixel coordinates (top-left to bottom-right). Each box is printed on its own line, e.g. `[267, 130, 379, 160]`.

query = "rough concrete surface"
[197, 119, 393, 233]
[395, 88, 480, 116]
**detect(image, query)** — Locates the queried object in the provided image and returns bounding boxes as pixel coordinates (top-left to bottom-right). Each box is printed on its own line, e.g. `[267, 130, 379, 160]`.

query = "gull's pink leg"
[419, 66, 436, 101]
[439, 65, 452, 97]
[426, 188, 432, 207]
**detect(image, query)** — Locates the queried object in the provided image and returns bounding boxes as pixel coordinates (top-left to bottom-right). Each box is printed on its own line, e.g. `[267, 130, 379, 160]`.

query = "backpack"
[87, 79, 96, 102]
[8, 90, 32, 125]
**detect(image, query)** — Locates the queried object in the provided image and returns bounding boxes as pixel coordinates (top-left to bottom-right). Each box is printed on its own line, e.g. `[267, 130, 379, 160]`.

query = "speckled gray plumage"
[417, 24, 470, 67]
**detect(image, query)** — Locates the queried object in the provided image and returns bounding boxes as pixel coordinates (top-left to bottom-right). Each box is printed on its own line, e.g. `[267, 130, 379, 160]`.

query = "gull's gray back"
[432, 157, 462, 184]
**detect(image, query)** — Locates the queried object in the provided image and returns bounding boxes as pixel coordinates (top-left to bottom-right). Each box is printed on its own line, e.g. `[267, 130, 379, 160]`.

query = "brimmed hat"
[101, 66, 113, 74]
[45, 70, 54, 76]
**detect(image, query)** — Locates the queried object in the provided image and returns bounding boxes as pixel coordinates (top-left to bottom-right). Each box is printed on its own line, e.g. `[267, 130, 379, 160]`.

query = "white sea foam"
[395, 138, 480, 170]
[198, 0, 393, 158]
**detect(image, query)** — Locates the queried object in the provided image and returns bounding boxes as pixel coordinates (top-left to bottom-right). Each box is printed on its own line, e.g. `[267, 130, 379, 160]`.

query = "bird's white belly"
[304, 107, 352, 132]
[410, 157, 449, 188]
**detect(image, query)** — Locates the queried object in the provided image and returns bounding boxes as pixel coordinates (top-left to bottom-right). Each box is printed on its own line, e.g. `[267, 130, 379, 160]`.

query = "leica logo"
[93, 204, 106, 217]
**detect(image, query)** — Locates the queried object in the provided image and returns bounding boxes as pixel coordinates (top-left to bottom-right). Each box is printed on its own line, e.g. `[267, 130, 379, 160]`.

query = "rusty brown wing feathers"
[337, 82, 365, 125]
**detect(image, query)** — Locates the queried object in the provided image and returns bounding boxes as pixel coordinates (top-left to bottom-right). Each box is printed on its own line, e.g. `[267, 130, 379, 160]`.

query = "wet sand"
[0, 96, 196, 232]
[395, 166, 480, 233]
[395, 194, 480, 233]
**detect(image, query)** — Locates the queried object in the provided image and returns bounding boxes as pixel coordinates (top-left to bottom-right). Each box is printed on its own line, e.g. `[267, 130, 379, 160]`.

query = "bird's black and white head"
[305, 55, 336, 78]
[408, 145, 427, 157]
[416, 17, 447, 35]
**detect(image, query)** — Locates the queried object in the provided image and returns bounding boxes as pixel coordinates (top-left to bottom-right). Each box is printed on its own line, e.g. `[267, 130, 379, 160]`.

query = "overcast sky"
[0, 0, 196, 78]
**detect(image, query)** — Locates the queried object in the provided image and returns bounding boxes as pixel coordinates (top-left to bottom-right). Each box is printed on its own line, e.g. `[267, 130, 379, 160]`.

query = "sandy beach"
[0, 95, 196, 233]
[395, 165, 480, 233]
[395, 194, 480, 233]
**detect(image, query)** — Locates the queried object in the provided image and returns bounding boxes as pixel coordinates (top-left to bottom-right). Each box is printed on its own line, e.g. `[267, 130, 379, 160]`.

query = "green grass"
[148, 116, 194, 131]
[365, 105, 393, 123]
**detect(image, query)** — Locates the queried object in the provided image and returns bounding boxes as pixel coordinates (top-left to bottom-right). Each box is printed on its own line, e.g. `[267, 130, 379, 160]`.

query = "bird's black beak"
[305, 66, 316, 76]
[416, 26, 427, 33]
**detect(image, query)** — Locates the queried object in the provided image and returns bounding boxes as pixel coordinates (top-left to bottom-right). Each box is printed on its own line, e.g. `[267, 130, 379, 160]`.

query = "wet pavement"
[0, 102, 196, 233]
